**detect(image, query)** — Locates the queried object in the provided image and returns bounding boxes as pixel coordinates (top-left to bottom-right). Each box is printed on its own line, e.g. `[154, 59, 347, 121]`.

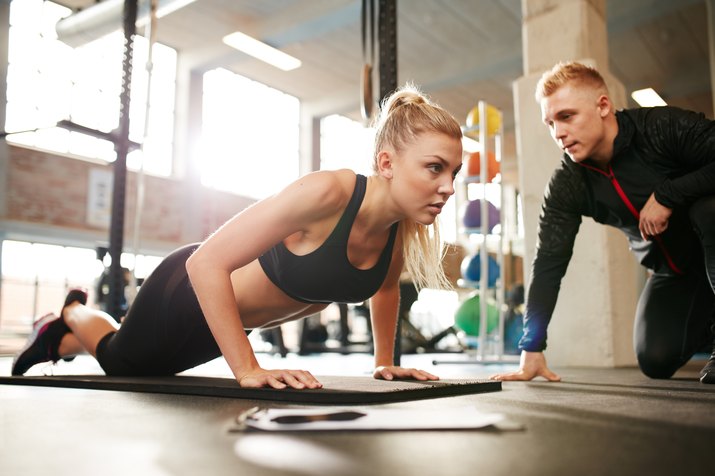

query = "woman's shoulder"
[276, 169, 357, 217]
[295, 169, 356, 203]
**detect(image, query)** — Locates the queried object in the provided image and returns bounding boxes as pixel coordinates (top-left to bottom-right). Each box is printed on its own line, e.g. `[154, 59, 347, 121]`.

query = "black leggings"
[95, 243, 223, 376]
[634, 195, 715, 378]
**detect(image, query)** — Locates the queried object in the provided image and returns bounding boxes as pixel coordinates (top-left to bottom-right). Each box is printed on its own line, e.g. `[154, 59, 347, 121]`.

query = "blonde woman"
[13, 84, 464, 389]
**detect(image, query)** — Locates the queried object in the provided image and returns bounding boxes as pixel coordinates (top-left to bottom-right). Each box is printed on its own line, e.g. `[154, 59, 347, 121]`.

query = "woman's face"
[388, 131, 463, 225]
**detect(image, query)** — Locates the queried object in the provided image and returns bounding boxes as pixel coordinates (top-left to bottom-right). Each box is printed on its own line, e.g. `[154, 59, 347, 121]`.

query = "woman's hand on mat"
[238, 368, 323, 390]
[373, 366, 439, 381]
[489, 351, 561, 382]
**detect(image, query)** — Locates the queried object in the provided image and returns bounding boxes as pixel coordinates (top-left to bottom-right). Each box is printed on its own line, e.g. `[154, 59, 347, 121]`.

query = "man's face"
[540, 83, 609, 163]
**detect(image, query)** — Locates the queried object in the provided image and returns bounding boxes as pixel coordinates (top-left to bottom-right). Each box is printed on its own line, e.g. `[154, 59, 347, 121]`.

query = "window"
[0, 240, 163, 333]
[320, 114, 375, 176]
[5, 0, 177, 176]
[200, 68, 300, 199]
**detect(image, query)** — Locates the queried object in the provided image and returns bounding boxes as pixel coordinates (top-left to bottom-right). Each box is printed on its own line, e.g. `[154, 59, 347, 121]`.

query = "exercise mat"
[0, 374, 500, 404]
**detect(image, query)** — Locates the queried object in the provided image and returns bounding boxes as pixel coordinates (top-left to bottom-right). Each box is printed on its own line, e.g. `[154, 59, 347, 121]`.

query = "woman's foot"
[11, 288, 89, 376]
[11, 313, 67, 375]
[61, 288, 88, 319]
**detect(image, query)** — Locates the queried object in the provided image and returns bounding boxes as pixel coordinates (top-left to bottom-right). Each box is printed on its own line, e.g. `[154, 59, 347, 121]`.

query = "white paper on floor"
[243, 406, 505, 431]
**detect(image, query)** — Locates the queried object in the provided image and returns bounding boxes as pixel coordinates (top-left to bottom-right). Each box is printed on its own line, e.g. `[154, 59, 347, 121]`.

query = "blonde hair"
[371, 83, 463, 290]
[535, 61, 608, 102]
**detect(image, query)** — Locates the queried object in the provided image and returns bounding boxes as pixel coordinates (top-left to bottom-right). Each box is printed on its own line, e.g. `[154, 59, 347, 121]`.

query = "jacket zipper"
[579, 162, 684, 275]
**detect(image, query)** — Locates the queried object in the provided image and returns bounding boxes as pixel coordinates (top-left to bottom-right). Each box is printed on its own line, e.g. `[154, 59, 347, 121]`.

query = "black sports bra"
[258, 174, 398, 304]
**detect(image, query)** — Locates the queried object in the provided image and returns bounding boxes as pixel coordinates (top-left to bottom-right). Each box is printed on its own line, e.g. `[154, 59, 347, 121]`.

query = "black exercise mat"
[0, 374, 500, 404]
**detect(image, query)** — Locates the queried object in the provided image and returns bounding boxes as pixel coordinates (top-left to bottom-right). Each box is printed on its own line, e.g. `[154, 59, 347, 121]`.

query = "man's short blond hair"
[535, 61, 608, 102]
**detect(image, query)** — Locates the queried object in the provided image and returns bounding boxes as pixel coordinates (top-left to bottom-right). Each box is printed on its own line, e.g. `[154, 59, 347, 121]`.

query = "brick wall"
[2, 145, 256, 252]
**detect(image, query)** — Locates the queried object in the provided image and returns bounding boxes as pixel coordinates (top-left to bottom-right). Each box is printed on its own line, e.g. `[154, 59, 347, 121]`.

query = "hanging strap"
[360, 0, 375, 121]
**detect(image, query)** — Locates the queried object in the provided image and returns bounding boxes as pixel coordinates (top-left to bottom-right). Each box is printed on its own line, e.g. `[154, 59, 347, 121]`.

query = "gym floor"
[0, 351, 712, 476]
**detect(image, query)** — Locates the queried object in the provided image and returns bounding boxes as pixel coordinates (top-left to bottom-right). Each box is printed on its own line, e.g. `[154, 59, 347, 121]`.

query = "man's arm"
[650, 107, 715, 208]
[520, 164, 585, 352]
[492, 163, 584, 381]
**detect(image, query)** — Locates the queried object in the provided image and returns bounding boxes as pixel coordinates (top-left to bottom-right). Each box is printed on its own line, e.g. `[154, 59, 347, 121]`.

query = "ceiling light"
[631, 88, 667, 107]
[222, 31, 302, 71]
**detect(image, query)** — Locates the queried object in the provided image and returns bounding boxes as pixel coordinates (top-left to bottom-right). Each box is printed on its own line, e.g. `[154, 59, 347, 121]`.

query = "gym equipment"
[105, 0, 138, 321]
[454, 293, 499, 336]
[360, 0, 376, 121]
[436, 100, 519, 364]
[503, 283, 525, 355]
[298, 304, 373, 356]
[461, 253, 500, 287]
[0, 375, 500, 404]
[461, 199, 500, 232]
[465, 103, 501, 137]
[465, 150, 499, 181]
[503, 308, 524, 355]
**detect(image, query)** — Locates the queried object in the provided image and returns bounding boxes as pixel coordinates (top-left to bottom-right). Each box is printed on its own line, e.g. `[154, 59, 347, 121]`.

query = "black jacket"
[520, 106, 715, 352]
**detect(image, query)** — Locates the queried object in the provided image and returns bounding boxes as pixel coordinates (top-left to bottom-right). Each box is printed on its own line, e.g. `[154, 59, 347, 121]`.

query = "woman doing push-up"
[12, 84, 464, 389]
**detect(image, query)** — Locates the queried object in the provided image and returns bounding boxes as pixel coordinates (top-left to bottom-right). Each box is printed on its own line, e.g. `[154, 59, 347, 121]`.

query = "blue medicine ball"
[460, 253, 500, 288]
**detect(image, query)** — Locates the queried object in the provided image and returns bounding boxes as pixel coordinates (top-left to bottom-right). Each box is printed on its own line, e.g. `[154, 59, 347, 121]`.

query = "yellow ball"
[465, 104, 502, 137]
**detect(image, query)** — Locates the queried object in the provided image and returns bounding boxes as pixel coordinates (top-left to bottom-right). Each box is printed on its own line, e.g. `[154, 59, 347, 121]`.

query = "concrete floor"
[1, 352, 713, 476]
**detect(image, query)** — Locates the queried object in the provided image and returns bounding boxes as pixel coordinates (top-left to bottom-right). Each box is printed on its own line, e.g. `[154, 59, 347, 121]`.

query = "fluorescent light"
[631, 88, 667, 107]
[223, 31, 302, 71]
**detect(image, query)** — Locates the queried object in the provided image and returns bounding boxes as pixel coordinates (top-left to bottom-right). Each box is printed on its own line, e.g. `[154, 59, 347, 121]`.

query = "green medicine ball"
[454, 293, 499, 336]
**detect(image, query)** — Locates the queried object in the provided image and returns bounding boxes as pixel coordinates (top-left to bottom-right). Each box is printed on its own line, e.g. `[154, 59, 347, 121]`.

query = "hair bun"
[383, 84, 424, 114]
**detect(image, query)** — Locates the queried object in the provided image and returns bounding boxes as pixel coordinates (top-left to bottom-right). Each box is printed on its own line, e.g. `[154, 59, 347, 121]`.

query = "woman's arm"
[370, 232, 438, 381]
[370, 248, 402, 369]
[186, 171, 348, 388]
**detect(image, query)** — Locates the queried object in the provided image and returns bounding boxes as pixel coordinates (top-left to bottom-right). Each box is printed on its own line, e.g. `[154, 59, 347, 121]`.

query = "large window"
[0, 240, 163, 333]
[320, 114, 375, 176]
[5, 0, 177, 176]
[201, 68, 300, 199]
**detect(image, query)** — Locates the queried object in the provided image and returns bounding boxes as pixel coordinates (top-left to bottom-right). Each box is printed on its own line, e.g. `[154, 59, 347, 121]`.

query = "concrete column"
[174, 61, 206, 243]
[298, 108, 321, 175]
[515, 0, 640, 367]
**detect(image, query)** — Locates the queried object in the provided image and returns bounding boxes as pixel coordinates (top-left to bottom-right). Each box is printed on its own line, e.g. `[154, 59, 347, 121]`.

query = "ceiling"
[54, 0, 712, 183]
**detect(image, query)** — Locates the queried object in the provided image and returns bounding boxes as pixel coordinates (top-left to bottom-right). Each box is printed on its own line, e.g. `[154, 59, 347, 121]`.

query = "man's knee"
[636, 348, 680, 379]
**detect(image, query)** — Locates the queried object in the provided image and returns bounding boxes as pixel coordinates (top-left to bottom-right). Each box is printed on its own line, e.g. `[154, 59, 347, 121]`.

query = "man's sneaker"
[700, 352, 715, 384]
[11, 313, 66, 376]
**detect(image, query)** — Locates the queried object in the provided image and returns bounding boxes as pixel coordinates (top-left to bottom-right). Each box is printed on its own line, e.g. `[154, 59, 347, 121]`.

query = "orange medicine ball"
[465, 151, 499, 182]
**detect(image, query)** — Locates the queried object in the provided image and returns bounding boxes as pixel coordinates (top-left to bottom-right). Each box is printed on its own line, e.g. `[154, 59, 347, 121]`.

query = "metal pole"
[707, 0, 715, 117]
[495, 116, 505, 359]
[128, 0, 158, 307]
[378, 0, 397, 101]
[377, 0, 399, 365]
[478, 101, 488, 360]
[107, 0, 138, 320]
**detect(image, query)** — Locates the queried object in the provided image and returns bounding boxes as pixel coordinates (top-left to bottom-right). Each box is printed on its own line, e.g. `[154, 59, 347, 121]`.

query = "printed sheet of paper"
[244, 406, 505, 431]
